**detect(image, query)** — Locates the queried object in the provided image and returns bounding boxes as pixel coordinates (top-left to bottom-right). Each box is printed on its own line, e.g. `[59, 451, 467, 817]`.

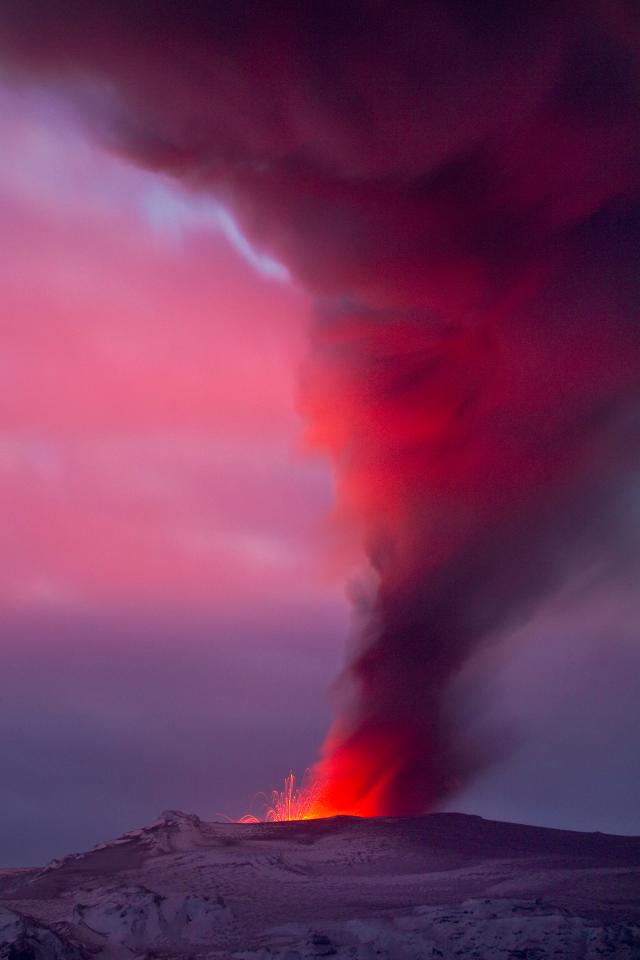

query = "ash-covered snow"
[0, 905, 88, 960]
[73, 884, 231, 949]
[1, 812, 639, 959]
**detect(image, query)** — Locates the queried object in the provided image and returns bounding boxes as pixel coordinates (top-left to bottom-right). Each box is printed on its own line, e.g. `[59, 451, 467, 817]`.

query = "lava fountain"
[239, 771, 324, 823]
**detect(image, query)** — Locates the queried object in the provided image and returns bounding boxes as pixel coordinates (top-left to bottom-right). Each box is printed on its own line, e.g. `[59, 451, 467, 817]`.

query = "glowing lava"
[239, 771, 323, 823]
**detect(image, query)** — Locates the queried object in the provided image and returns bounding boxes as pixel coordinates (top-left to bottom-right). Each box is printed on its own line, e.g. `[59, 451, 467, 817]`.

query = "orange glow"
[239, 771, 325, 823]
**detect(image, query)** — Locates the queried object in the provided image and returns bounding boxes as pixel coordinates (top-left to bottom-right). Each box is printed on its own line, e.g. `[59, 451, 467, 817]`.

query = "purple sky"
[0, 85, 638, 866]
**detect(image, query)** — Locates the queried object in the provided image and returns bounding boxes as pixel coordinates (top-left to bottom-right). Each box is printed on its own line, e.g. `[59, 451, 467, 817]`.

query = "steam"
[2, 1, 639, 814]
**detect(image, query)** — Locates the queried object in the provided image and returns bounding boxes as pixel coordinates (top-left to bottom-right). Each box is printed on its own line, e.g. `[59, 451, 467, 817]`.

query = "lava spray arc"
[2, 3, 640, 819]
[240, 772, 323, 824]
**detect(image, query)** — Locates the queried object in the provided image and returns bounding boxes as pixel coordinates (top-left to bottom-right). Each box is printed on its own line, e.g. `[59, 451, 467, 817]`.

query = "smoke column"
[1, 1, 639, 815]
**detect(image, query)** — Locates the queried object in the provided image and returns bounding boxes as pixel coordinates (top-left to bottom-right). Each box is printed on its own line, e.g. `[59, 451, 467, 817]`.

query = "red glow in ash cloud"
[1, 2, 640, 819]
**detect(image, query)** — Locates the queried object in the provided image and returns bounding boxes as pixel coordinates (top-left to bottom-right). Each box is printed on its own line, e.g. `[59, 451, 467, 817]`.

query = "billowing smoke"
[2, 1, 639, 815]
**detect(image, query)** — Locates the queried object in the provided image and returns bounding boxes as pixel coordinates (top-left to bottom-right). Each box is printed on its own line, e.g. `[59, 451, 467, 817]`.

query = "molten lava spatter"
[240, 771, 323, 823]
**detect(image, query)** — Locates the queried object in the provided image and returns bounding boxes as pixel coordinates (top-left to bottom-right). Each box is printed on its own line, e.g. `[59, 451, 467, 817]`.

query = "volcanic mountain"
[1, 811, 639, 959]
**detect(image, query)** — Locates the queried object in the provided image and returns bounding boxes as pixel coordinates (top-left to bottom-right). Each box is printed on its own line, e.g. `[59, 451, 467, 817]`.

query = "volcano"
[1, 811, 639, 959]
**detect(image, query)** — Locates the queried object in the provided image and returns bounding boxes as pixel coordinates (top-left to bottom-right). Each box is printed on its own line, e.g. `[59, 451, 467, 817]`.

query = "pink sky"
[0, 86, 345, 616]
[0, 87, 352, 863]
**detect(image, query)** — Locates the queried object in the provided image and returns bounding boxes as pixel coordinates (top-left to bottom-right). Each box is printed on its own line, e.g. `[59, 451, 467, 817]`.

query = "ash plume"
[2, 1, 639, 815]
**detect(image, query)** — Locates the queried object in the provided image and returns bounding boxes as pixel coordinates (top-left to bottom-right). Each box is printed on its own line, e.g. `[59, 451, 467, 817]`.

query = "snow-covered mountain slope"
[1, 811, 639, 959]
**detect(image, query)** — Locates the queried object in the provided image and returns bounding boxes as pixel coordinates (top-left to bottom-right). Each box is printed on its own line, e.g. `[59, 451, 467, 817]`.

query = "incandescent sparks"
[239, 771, 323, 823]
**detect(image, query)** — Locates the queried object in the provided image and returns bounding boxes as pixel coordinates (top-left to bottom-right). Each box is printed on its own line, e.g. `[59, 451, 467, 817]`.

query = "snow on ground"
[1, 811, 639, 958]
